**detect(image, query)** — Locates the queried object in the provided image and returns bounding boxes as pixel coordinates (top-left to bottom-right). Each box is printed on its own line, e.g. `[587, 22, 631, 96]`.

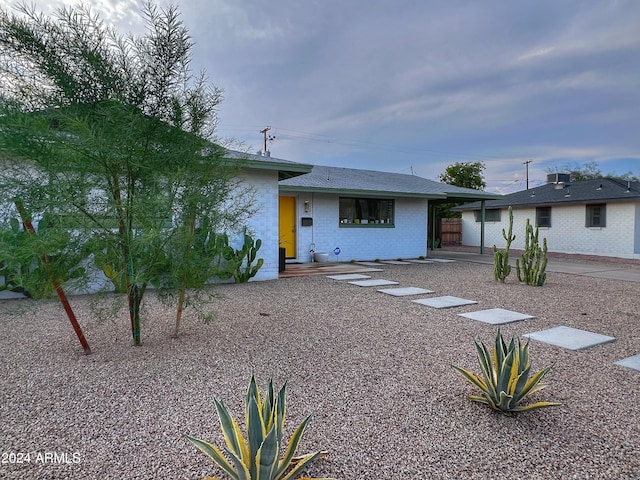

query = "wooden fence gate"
[441, 218, 461, 245]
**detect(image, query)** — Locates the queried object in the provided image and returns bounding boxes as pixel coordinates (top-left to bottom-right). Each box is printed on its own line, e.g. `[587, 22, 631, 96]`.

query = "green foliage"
[185, 375, 334, 480]
[0, 213, 86, 299]
[452, 329, 561, 413]
[0, 2, 257, 345]
[516, 219, 548, 286]
[437, 161, 487, 218]
[439, 161, 487, 190]
[218, 232, 264, 283]
[493, 206, 514, 283]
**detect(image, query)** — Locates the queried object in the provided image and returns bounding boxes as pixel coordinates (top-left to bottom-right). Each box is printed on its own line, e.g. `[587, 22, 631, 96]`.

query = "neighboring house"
[456, 174, 640, 259]
[278, 165, 498, 262]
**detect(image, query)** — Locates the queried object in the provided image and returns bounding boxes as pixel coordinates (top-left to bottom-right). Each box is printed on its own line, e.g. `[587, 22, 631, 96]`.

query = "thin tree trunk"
[174, 287, 186, 338]
[129, 283, 145, 346]
[174, 212, 196, 338]
[14, 201, 91, 355]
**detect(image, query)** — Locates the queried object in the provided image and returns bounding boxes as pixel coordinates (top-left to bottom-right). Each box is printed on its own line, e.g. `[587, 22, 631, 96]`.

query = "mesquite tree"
[0, 2, 256, 345]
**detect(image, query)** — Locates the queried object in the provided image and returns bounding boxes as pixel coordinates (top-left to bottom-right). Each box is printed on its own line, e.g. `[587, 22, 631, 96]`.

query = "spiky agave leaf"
[214, 398, 250, 466]
[247, 394, 267, 478]
[255, 425, 279, 480]
[184, 435, 242, 480]
[275, 414, 313, 478]
[474, 340, 498, 399]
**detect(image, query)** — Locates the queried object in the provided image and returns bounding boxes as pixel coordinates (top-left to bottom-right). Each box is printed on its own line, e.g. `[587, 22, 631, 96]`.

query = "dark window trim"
[536, 207, 551, 228]
[339, 197, 395, 227]
[473, 208, 501, 222]
[586, 203, 606, 228]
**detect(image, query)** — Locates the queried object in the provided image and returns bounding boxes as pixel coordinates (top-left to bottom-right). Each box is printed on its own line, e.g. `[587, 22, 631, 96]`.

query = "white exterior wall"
[242, 169, 279, 281]
[286, 192, 428, 262]
[460, 201, 640, 259]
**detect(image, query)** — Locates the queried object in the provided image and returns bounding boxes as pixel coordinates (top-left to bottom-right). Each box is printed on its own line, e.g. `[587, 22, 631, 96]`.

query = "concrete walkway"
[428, 249, 640, 283]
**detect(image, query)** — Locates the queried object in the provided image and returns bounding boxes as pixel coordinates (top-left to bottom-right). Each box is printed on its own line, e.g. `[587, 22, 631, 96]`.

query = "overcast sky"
[11, 0, 640, 192]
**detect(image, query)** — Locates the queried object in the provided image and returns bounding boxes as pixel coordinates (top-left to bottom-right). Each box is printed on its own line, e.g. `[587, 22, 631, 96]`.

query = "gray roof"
[223, 149, 312, 180]
[279, 165, 499, 200]
[456, 178, 640, 210]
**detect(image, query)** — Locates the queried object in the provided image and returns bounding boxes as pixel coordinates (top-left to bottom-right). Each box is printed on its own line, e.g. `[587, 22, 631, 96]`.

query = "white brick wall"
[461, 201, 640, 259]
[243, 169, 279, 281]
[287, 192, 428, 262]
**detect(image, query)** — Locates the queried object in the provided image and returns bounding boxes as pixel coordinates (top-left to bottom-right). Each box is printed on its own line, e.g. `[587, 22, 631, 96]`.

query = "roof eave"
[278, 185, 447, 199]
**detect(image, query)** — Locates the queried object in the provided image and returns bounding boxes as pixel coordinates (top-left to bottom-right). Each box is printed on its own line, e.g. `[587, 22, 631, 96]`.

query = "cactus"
[493, 206, 515, 283]
[516, 219, 548, 286]
[215, 231, 264, 283]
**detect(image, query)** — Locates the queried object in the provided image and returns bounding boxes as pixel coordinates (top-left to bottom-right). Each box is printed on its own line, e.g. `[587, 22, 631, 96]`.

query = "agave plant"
[186, 375, 334, 480]
[452, 329, 561, 413]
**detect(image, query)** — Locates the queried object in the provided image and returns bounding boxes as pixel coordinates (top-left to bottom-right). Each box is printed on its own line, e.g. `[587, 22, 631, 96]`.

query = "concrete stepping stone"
[406, 259, 434, 264]
[348, 279, 399, 287]
[412, 295, 477, 309]
[428, 258, 456, 263]
[356, 262, 384, 266]
[458, 308, 534, 325]
[615, 354, 640, 371]
[378, 287, 435, 296]
[380, 260, 413, 265]
[523, 326, 615, 350]
[326, 274, 371, 280]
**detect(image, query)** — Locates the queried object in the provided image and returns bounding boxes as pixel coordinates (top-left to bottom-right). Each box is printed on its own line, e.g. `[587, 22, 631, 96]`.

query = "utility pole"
[523, 160, 532, 189]
[260, 126, 275, 153]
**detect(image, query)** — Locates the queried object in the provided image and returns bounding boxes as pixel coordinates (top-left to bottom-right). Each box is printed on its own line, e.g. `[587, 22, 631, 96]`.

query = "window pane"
[586, 204, 606, 227]
[474, 209, 501, 222]
[536, 207, 551, 227]
[339, 197, 394, 225]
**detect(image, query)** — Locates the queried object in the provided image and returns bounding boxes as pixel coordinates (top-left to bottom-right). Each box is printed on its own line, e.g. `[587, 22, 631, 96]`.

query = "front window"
[586, 204, 606, 227]
[536, 207, 551, 228]
[339, 197, 394, 226]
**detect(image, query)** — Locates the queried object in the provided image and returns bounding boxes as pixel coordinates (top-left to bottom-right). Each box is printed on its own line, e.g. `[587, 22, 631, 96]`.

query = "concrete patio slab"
[378, 287, 435, 296]
[326, 274, 372, 280]
[348, 279, 400, 287]
[412, 295, 477, 309]
[614, 354, 640, 371]
[523, 326, 616, 350]
[458, 308, 535, 325]
[380, 260, 413, 265]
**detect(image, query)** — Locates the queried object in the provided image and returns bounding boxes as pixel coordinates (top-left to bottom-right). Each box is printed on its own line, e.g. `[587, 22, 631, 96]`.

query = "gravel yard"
[1, 260, 639, 479]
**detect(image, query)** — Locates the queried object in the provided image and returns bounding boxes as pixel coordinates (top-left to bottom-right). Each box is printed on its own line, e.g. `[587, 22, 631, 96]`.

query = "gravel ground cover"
[1, 260, 639, 479]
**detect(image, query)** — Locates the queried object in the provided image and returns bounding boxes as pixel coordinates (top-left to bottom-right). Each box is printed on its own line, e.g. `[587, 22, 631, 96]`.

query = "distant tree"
[547, 161, 638, 182]
[436, 161, 486, 220]
[547, 161, 602, 181]
[439, 161, 487, 190]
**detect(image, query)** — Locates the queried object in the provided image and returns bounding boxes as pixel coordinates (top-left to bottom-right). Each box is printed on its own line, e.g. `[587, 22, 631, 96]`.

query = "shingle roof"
[279, 165, 498, 200]
[456, 178, 640, 210]
[223, 149, 312, 180]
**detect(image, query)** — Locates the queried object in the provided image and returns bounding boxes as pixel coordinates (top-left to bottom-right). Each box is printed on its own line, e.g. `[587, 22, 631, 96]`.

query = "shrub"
[452, 329, 560, 413]
[186, 375, 334, 480]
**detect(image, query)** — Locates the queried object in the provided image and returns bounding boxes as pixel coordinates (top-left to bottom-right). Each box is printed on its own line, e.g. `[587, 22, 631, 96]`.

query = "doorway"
[279, 196, 296, 258]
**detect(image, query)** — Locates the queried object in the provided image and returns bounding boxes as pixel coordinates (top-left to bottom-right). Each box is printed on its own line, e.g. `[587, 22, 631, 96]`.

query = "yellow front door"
[279, 196, 296, 258]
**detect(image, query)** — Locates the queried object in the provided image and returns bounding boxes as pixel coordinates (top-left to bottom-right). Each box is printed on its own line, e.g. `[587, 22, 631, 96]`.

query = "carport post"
[480, 200, 486, 254]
